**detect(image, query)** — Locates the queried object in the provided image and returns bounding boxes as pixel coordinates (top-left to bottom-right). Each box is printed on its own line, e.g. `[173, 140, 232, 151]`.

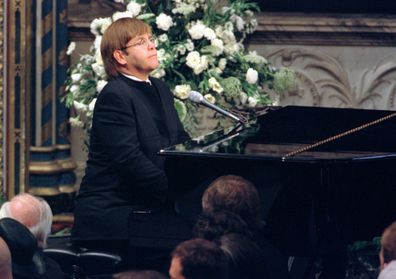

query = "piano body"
[161, 106, 396, 256]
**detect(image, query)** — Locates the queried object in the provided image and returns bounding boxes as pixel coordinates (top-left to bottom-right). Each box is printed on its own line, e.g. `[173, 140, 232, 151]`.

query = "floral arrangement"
[65, 0, 295, 138]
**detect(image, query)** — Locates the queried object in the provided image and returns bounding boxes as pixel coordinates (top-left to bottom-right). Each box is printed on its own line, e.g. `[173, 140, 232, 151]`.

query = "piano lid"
[160, 106, 396, 163]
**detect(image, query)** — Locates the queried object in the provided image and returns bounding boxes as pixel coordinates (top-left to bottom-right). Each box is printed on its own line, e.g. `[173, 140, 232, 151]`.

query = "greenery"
[64, 0, 296, 139]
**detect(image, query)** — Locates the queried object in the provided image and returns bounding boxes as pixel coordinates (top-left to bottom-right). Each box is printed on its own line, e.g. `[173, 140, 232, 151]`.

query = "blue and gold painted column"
[3, 0, 31, 198]
[29, 0, 76, 214]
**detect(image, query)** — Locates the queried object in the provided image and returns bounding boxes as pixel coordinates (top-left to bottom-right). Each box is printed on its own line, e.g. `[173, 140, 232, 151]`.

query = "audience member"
[0, 194, 63, 278]
[0, 193, 52, 248]
[202, 175, 263, 235]
[169, 238, 227, 279]
[379, 221, 396, 279]
[193, 210, 253, 241]
[113, 269, 167, 279]
[0, 236, 13, 279]
[200, 176, 289, 279]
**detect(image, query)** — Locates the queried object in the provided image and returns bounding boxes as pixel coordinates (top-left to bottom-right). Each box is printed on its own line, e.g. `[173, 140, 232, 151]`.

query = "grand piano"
[160, 105, 396, 256]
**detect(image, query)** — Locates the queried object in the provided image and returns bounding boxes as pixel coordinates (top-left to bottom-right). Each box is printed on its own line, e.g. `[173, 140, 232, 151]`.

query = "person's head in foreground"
[169, 238, 227, 279]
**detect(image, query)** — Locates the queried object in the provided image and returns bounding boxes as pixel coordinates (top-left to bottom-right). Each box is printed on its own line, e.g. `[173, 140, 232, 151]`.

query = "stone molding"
[260, 47, 396, 110]
[249, 12, 396, 46]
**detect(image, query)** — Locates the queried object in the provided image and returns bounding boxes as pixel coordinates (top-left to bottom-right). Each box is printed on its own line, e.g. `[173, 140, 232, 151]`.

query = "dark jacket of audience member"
[217, 233, 267, 279]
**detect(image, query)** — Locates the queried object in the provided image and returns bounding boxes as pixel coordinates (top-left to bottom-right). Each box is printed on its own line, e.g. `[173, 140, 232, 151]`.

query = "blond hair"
[101, 17, 152, 78]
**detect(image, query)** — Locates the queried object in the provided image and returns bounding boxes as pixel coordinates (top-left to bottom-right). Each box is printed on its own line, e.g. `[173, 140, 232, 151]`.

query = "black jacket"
[72, 75, 189, 240]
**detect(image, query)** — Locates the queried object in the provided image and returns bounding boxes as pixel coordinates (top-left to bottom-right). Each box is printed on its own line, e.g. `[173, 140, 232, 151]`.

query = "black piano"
[161, 106, 396, 257]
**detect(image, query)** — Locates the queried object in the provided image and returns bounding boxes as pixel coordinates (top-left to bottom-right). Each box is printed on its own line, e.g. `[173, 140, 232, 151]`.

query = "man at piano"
[72, 17, 191, 258]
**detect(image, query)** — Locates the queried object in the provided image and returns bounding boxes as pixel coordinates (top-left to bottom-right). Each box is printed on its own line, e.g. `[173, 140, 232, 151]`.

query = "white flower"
[172, 2, 196, 16]
[218, 58, 227, 71]
[186, 39, 194, 51]
[174, 84, 191, 100]
[99, 18, 112, 34]
[210, 39, 224, 56]
[88, 98, 97, 111]
[69, 117, 84, 128]
[156, 13, 173, 31]
[151, 68, 166, 78]
[126, 1, 142, 17]
[220, 30, 236, 44]
[90, 17, 111, 36]
[246, 68, 258, 84]
[195, 55, 209, 75]
[224, 43, 241, 55]
[188, 21, 206, 40]
[186, 52, 208, 75]
[224, 21, 234, 31]
[113, 0, 124, 3]
[69, 85, 79, 96]
[176, 44, 187, 55]
[71, 73, 82, 82]
[96, 80, 108, 93]
[204, 94, 216, 104]
[248, 96, 258, 107]
[66, 42, 76, 55]
[94, 49, 103, 66]
[186, 51, 201, 69]
[92, 62, 106, 78]
[93, 36, 102, 52]
[73, 101, 88, 113]
[112, 11, 133, 21]
[231, 15, 245, 31]
[203, 27, 216, 40]
[240, 92, 248, 104]
[158, 34, 168, 42]
[245, 51, 268, 64]
[208, 77, 223, 94]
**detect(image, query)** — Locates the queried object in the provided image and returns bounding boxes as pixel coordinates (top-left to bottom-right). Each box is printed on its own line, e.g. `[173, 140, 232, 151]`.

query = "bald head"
[7, 194, 41, 227]
[0, 237, 12, 279]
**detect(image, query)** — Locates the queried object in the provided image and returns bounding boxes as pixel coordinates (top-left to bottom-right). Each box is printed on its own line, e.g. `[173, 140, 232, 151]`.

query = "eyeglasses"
[120, 35, 157, 50]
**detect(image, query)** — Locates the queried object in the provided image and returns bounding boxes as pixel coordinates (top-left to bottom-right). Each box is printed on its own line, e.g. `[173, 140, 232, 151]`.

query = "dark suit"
[72, 75, 189, 241]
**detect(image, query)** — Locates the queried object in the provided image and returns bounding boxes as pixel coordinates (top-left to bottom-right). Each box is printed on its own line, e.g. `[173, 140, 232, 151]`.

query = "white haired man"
[0, 193, 52, 248]
[0, 193, 63, 278]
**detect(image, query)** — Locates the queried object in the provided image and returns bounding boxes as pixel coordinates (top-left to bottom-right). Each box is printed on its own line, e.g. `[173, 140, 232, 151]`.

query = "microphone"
[188, 91, 242, 123]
